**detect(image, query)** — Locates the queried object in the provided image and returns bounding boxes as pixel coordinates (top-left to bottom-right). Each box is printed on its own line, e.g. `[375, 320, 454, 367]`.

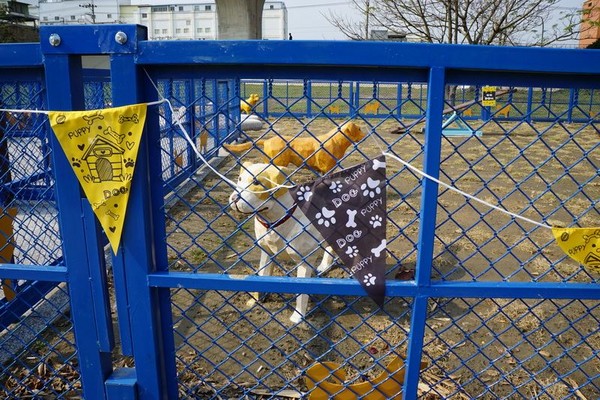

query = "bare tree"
[325, 0, 584, 46]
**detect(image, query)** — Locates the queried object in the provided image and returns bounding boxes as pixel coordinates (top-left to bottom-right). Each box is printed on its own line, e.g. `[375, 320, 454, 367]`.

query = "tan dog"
[229, 163, 335, 323]
[240, 93, 260, 114]
[224, 121, 366, 174]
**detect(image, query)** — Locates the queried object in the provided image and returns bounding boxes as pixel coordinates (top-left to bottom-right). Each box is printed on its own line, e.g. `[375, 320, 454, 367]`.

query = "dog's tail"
[223, 139, 264, 153]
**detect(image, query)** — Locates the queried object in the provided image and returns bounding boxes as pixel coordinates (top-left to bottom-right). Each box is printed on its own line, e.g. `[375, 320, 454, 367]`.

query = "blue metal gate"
[0, 25, 599, 399]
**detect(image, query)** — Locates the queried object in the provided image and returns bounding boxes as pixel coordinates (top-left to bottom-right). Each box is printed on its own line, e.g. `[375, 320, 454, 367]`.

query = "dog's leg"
[290, 261, 312, 323]
[316, 246, 336, 275]
[247, 250, 273, 306]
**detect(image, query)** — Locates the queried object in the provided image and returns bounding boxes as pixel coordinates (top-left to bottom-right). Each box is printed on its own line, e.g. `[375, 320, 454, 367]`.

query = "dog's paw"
[289, 311, 303, 324]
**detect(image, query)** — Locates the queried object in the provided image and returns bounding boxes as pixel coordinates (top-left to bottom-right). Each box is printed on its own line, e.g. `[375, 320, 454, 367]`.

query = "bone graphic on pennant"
[371, 239, 387, 258]
[372, 159, 386, 170]
[106, 209, 120, 221]
[346, 209, 358, 228]
[82, 112, 104, 125]
[118, 114, 140, 124]
[103, 126, 126, 144]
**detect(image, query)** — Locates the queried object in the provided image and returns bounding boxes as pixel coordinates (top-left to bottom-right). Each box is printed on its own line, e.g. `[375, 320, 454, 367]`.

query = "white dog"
[229, 162, 335, 323]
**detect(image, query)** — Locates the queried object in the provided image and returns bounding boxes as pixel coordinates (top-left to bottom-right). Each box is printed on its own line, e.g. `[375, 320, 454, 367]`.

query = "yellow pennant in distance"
[49, 104, 147, 254]
[552, 227, 600, 274]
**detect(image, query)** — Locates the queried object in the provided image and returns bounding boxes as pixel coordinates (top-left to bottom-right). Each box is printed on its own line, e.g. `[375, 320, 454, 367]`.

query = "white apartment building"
[35, 0, 288, 40]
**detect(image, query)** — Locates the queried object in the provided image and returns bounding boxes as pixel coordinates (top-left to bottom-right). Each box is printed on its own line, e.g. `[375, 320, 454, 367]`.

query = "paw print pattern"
[360, 177, 381, 198]
[329, 180, 343, 193]
[363, 273, 377, 286]
[316, 207, 336, 228]
[71, 157, 81, 168]
[124, 158, 135, 168]
[296, 186, 313, 202]
[370, 215, 383, 228]
[345, 245, 359, 258]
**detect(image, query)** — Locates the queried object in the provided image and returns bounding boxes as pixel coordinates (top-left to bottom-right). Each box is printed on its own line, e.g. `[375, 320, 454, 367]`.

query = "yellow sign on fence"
[482, 86, 497, 107]
[49, 104, 147, 253]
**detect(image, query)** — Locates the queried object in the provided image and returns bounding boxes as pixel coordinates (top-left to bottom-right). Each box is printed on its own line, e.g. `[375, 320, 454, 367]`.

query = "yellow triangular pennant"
[552, 227, 600, 274]
[49, 104, 147, 254]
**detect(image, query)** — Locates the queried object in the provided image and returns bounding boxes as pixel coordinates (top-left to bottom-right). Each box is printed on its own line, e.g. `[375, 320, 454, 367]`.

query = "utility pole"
[365, 0, 370, 39]
[79, 0, 96, 24]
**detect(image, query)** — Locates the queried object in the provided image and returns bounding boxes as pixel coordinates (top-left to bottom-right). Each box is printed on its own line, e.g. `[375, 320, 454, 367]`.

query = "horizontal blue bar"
[137, 40, 600, 76]
[148, 272, 600, 300]
[0, 43, 42, 67]
[428, 281, 600, 300]
[0, 264, 68, 282]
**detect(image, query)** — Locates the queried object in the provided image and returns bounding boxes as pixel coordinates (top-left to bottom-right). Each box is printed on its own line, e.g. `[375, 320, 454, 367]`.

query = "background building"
[0, 0, 38, 42]
[34, 0, 287, 40]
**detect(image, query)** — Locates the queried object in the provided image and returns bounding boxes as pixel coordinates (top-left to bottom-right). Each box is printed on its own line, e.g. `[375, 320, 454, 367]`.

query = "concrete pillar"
[215, 0, 265, 39]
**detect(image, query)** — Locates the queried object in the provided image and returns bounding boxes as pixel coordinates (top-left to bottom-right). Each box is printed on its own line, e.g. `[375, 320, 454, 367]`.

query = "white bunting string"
[141, 69, 295, 194]
[0, 99, 573, 229]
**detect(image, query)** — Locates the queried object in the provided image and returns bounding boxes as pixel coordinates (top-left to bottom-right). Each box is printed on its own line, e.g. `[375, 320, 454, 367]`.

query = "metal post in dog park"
[0, 24, 599, 399]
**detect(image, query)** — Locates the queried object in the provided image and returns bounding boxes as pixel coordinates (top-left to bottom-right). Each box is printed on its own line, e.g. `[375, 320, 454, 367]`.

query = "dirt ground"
[166, 116, 600, 398]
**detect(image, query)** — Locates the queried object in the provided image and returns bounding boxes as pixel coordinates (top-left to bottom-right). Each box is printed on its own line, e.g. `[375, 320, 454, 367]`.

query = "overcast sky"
[286, 0, 586, 41]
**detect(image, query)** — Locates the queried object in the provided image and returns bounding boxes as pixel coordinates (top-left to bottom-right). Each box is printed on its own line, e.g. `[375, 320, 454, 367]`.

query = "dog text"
[344, 163, 367, 185]
[360, 197, 383, 216]
[350, 255, 373, 275]
[336, 229, 363, 249]
[103, 186, 129, 200]
[332, 188, 359, 208]
[67, 126, 91, 139]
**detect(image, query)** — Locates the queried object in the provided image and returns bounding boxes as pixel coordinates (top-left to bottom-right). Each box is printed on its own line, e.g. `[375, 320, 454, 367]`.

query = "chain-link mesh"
[158, 75, 599, 399]
[0, 81, 81, 398]
[2, 55, 599, 398]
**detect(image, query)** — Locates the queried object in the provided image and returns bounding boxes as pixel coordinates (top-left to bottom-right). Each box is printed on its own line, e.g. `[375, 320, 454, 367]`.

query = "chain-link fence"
[164, 75, 600, 398]
[0, 78, 79, 398]
[1, 26, 599, 399]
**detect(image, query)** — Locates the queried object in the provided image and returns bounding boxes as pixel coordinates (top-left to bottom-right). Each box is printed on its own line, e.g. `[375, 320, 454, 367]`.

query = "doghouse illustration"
[82, 136, 125, 182]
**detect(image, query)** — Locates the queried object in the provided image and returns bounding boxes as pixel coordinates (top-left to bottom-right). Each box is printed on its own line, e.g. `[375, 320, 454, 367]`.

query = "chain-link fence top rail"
[1, 26, 600, 400]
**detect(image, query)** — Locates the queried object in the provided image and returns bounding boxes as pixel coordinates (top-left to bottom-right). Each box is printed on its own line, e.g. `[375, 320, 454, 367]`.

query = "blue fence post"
[397, 82, 403, 118]
[262, 79, 269, 118]
[40, 29, 113, 398]
[526, 87, 534, 123]
[349, 81, 356, 116]
[109, 28, 178, 399]
[567, 88, 576, 124]
[402, 66, 446, 399]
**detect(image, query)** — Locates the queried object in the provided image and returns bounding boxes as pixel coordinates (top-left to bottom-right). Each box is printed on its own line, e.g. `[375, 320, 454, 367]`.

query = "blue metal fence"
[0, 24, 599, 399]
[241, 79, 600, 124]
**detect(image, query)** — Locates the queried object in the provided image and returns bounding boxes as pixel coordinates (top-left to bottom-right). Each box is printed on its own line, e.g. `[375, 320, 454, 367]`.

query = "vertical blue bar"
[262, 79, 269, 118]
[110, 51, 178, 400]
[43, 53, 113, 399]
[403, 66, 446, 400]
[305, 79, 312, 118]
[397, 82, 403, 118]
[567, 88, 576, 124]
[349, 81, 356, 116]
[526, 87, 534, 123]
[82, 202, 115, 351]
